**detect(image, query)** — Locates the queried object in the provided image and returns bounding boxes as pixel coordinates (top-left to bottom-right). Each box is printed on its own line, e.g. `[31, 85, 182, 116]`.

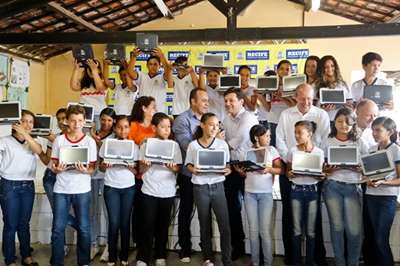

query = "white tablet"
[319, 89, 346, 104]
[104, 139, 135, 159]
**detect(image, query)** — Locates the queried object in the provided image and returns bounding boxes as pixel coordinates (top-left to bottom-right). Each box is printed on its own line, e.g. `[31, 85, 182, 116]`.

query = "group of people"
[0, 48, 399, 266]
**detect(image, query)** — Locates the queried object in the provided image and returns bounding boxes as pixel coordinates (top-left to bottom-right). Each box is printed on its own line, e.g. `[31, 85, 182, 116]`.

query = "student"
[323, 108, 368, 266]
[238, 65, 257, 111]
[234, 124, 283, 266]
[128, 96, 157, 145]
[136, 112, 182, 266]
[255, 70, 276, 131]
[316, 55, 353, 121]
[0, 110, 42, 266]
[89, 107, 116, 260]
[364, 117, 400, 266]
[127, 47, 173, 114]
[172, 56, 199, 117]
[99, 115, 138, 266]
[199, 69, 225, 121]
[286, 120, 324, 266]
[185, 112, 232, 266]
[304, 55, 320, 89]
[50, 105, 97, 266]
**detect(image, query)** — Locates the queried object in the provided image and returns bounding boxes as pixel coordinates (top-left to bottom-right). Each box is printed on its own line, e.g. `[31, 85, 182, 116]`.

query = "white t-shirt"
[317, 82, 352, 121]
[243, 146, 280, 193]
[206, 85, 226, 121]
[51, 134, 97, 194]
[288, 146, 324, 185]
[0, 135, 38, 181]
[137, 71, 167, 113]
[80, 86, 107, 115]
[366, 143, 400, 196]
[113, 85, 138, 115]
[173, 75, 194, 115]
[99, 139, 139, 189]
[185, 138, 230, 185]
[139, 139, 182, 198]
[323, 137, 369, 183]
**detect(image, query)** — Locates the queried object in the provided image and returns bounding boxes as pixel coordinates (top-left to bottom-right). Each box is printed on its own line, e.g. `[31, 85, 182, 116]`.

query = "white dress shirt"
[206, 85, 226, 121]
[276, 105, 330, 162]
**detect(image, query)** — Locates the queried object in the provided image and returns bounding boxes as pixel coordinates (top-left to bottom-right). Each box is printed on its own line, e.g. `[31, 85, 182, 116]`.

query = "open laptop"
[232, 147, 266, 172]
[59, 146, 89, 170]
[145, 138, 175, 164]
[361, 150, 395, 181]
[363, 85, 393, 109]
[282, 74, 306, 97]
[195, 149, 226, 173]
[103, 139, 135, 166]
[136, 33, 158, 52]
[67, 102, 94, 128]
[256, 76, 279, 92]
[202, 54, 225, 70]
[328, 146, 359, 166]
[292, 151, 325, 177]
[320, 89, 346, 105]
[31, 114, 52, 137]
[0, 101, 21, 124]
[72, 44, 94, 64]
[105, 44, 126, 65]
[219, 75, 240, 90]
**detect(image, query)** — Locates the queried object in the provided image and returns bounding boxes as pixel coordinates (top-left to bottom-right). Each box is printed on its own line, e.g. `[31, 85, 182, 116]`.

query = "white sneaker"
[121, 261, 129, 266]
[107, 263, 116, 266]
[100, 245, 109, 262]
[180, 257, 191, 263]
[155, 258, 167, 266]
[203, 260, 214, 266]
[64, 245, 69, 256]
[136, 260, 147, 266]
[90, 245, 99, 260]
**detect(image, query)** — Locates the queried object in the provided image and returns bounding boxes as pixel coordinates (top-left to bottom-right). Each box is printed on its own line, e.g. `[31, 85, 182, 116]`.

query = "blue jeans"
[323, 180, 362, 266]
[0, 179, 35, 265]
[43, 168, 78, 230]
[364, 194, 397, 266]
[51, 192, 91, 266]
[104, 185, 135, 263]
[90, 178, 105, 245]
[291, 184, 318, 266]
[244, 192, 273, 266]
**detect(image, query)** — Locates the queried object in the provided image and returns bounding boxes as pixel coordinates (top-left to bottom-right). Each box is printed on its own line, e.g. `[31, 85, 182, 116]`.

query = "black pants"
[136, 194, 174, 264]
[131, 178, 143, 246]
[269, 122, 277, 148]
[177, 174, 194, 257]
[315, 182, 328, 266]
[224, 170, 245, 256]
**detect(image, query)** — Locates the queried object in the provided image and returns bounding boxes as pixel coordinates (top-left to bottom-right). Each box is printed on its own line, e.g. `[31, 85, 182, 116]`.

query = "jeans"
[43, 168, 78, 230]
[291, 184, 318, 266]
[244, 192, 273, 266]
[194, 182, 232, 266]
[323, 180, 362, 266]
[364, 195, 397, 266]
[136, 193, 174, 264]
[177, 174, 194, 257]
[104, 185, 135, 263]
[0, 179, 35, 265]
[51, 192, 91, 266]
[279, 173, 293, 264]
[90, 178, 105, 246]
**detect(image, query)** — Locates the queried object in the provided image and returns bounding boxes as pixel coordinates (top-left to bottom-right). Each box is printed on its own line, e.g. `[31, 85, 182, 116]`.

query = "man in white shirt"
[275, 83, 330, 265]
[199, 69, 226, 121]
[356, 99, 379, 149]
[222, 88, 259, 260]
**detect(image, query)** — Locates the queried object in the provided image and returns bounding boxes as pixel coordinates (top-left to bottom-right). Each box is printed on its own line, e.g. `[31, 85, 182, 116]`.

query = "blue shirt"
[172, 108, 201, 177]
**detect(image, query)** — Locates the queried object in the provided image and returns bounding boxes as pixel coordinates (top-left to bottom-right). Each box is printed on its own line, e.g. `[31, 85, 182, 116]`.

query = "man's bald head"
[356, 99, 378, 129]
[295, 83, 314, 114]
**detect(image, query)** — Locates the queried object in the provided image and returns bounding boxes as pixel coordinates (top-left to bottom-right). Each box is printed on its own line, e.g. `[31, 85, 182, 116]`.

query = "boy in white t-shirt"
[50, 105, 97, 266]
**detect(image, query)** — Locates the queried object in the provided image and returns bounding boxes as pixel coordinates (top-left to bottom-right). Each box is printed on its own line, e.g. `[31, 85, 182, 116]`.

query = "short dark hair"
[295, 120, 317, 134]
[21, 109, 35, 120]
[249, 124, 270, 144]
[223, 87, 244, 100]
[147, 55, 160, 64]
[175, 56, 188, 64]
[114, 115, 129, 125]
[151, 112, 171, 126]
[362, 52, 383, 66]
[130, 96, 155, 123]
[100, 107, 116, 119]
[277, 60, 292, 70]
[238, 65, 251, 74]
[189, 88, 205, 106]
[264, 70, 276, 76]
[56, 108, 67, 117]
[66, 105, 85, 119]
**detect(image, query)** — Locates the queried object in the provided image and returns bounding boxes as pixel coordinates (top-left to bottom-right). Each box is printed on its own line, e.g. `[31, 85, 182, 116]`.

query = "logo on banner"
[273, 64, 298, 74]
[136, 53, 151, 61]
[234, 65, 257, 74]
[168, 51, 189, 61]
[206, 51, 230, 60]
[286, 49, 309, 59]
[245, 50, 269, 60]
[134, 65, 142, 72]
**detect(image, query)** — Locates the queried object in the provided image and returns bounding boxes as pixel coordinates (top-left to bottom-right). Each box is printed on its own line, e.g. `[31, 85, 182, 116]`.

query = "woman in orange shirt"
[128, 96, 157, 145]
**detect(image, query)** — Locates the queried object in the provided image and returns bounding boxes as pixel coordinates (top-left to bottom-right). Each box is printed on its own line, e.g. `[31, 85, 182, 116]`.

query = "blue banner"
[245, 50, 269, 60]
[286, 49, 309, 59]
[234, 64, 258, 74]
[168, 51, 189, 61]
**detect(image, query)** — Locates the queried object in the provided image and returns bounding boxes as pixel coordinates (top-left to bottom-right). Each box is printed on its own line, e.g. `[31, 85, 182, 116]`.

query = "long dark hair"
[129, 96, 156, 123]
[372, 116, 398, 143]
[80, 59, 104, 89]
[295, 120, 317, 135]
[249, 123, 270, 144]
[317, 55, 346, 88]
[193, 113, 218, 140]
[304, 55, 320, 83]
[329, 107, 359, 142]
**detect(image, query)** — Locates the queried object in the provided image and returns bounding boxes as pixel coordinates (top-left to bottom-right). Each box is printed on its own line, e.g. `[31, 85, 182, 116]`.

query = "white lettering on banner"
[286, 49, 309, 59]
[245, 50, 269, 60]
[168, 51, 190, 61]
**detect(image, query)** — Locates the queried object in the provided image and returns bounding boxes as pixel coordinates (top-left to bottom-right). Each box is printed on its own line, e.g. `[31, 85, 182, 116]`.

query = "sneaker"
[203, 260, 214, 266]
[136, 261, 147, 266]
[64, 245, 69, 257]
[180, 257, 191, 263]
[155, 258, 167, 266]
[90, 245, 99, 260]
[107, 263, 116, 266]
[121, 261, 129, 266]
[100, 245, 109, 262]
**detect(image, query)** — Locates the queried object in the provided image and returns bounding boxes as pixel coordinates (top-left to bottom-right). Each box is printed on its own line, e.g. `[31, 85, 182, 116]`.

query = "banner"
[10, 59, 30, 88]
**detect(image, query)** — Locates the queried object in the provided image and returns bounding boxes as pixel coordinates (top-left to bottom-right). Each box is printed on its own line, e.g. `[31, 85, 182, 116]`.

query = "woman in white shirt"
[0, 110, 42, 266]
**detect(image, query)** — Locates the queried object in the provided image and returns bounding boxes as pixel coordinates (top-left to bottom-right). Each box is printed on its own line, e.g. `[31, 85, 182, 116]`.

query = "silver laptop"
[103, 139, 136, 166]
[361, 150, 395, 181]
[136, 33, 158, 52]
[202, 54, 224, 69]
[0, 101, 21, 124]
[219, 75, 240, 90]
[320, 89, 346, 105]
[328, 146, 359, 166]
[145, 138, 175, 164]
[292, 151, 324, 177]
[67, 102, 95, 127]
[196, 149, 226, 173]
[105, 44, 126, 65]
[363, 85, 393, 110]
[256, 76, 279, 92]
[59, 146, 89, 169]
[282, 74, 306, 97]
[32, 114, 52, 136]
